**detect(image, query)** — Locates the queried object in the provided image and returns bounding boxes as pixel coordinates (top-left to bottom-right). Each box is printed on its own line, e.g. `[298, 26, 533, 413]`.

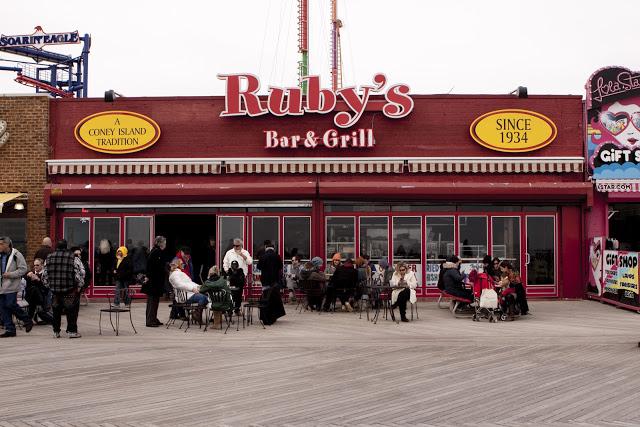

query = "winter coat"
[143, 246, 169, 296]
[227, 268, 246, 289]
[330, 263, 358, 289]
[114, 247, 134, 285]
[169, 269, 200, 302]
[222, 248, 253, 276]
[299, 265, 326, 297]
[0, 248, 28, 294]
[390, 270, 418, 305]
[199, 276, 234, 312]
[442, 262, 465, 294]
[257, 248, 283, 287]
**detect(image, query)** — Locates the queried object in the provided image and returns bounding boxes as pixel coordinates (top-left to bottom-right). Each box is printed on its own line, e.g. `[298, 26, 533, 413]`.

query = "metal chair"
[166, 289, 198, 332]
[242, 285, 265, 328]
[203, 288, 233, 334]
[99, 287, 137, 336]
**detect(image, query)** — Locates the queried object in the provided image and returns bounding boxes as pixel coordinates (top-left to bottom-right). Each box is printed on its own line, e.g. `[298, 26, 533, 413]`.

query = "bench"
[439, 291, 474, 317]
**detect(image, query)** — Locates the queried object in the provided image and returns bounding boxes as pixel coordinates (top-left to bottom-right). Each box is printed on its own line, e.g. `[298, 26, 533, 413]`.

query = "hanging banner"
[602, 250, 639, 306]
[587, 237, 604, 295]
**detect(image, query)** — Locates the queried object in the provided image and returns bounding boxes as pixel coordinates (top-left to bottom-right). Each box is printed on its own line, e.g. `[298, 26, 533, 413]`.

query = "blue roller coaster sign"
[0, 26, 80, 49]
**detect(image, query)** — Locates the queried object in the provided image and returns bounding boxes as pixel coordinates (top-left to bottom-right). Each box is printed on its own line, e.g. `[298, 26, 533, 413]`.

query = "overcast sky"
[1, 0, 638, 98]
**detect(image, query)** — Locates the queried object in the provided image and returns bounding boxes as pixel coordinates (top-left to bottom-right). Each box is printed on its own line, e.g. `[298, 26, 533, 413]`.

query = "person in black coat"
[142, 236, 169, 327]
[113, 245, 134, 307]
[257, 240, 283, 288]
[442, 255, 474, 301]
[226, 260, 245, 315]
[327, 258, 359, 311]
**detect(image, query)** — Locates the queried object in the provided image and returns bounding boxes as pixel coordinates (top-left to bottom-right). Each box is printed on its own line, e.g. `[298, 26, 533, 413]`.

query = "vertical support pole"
[298, 0, 309, 95]
[81, 34, 91, 98]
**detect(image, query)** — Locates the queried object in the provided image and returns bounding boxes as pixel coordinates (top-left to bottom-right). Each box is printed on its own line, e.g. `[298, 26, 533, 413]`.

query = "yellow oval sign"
[74, 111, 161, 154]
[470, 109, 557, 153]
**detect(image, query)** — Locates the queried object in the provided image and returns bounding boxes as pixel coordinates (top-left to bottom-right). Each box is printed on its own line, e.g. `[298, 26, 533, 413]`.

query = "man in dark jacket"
[257, 240, 283, 288]
[43, 239, 85, 338]
[226, 260, 245, 315]
[143, 236, 169, 327]
[298, 257, 326, 311]
[442, 255, 474, 301]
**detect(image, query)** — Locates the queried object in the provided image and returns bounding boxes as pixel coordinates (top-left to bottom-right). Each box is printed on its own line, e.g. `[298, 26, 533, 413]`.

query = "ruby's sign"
[218, 73, 413, 149]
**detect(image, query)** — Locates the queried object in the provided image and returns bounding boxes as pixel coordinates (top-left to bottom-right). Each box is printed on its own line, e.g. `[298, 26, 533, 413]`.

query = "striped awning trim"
[225, 160, 403, 174]
[595, 179, 640, 192]
[47, 159, 222, 175]
[407, 157, 584, 173]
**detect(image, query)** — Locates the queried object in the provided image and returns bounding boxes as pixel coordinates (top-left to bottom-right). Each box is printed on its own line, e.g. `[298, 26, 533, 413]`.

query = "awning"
[407, 157, 584, 173]
[0, 193, 25, 205]
[595, 179, 640, 192]
[225, 158, 403, 174]
[46, 159, 222, 175]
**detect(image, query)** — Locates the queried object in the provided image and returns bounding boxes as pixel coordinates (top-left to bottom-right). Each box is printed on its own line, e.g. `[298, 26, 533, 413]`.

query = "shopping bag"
[479, 288, 498, 309]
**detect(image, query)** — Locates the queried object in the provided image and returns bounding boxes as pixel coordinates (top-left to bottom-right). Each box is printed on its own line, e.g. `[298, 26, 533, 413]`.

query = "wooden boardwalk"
[2, 299, 640, 426]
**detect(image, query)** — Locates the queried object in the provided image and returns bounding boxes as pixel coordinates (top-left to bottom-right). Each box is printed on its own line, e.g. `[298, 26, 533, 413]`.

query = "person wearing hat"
[442, 255, 473, 302]
[112, 246, 134, 307]
[299, 257, 326, 311]
[225, 260, 245, 315]
[322, 253, 341, 311]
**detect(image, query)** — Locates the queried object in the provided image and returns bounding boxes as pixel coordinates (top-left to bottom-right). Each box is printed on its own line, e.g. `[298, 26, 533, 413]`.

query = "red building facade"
[46, 94, 590, 298]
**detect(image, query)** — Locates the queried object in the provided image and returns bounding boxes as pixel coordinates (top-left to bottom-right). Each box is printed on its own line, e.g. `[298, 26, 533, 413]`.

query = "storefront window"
[0, 218, 27, 255]
[326, 217, 355, 260]
[359, 217, 388, 262]
[93, 218, 120, 287]
[252, 217, 279, 260]
[393, 217, 421, 261]
[125, 217, 151, 275]
[425, 216, 454, 286]
[609, 204, 640, 250]
[492, 216, 520, 271]
[458, 216, 487, 268]
[284, 217, 310, 260]
[63, 217, 90, 252]
[218, 216, 244, 266]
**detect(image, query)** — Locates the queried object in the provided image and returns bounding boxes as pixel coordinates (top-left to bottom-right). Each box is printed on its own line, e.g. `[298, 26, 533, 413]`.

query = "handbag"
[479, 288, 498, 309]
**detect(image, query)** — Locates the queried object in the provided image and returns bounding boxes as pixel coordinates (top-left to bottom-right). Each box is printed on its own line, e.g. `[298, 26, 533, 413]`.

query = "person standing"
[112, 246, 134, 307]
[143, 236, 169, 327]
[0, 236, 32, 337]
[34, 237, 53, 262]
[257, 240, 283, 288]
[43, 239, 85, 338]
[222, 238, 253, 277]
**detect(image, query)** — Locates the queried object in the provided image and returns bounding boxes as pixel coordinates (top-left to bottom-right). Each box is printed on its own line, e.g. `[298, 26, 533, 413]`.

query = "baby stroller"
[471, 272, 500, 323]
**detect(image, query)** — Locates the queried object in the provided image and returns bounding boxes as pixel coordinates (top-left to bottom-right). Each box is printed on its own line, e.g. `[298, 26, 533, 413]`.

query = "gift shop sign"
[218, 73, 413, 149]
[470, 109, 557, 153]
[74, 111, 161, 154]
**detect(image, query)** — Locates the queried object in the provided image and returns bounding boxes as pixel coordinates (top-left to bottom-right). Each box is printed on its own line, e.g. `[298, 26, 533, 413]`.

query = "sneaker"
[0, 331, 16, 338]
[53, 331, 61, 338]
[24, 322, 33, 333]
[68, 332, 82, 339]
[111, 303, 121, 309]
[401, 317, 409, 323]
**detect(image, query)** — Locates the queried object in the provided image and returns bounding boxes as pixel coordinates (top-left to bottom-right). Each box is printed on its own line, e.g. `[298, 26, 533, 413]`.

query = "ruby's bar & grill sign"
[218, 73, 414, 149]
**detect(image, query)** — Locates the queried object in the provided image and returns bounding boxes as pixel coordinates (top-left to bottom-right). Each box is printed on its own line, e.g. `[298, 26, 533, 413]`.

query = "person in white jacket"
[389, 262, 418, 322]
[222, 238, 253, 276]
[168, 258, 208, 323]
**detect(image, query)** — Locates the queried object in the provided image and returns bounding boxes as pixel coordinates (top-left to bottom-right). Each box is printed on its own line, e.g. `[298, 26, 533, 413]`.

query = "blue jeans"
[113, 280, 131, 306]
[0, 292, 32, 333]
[187, 293, 208, 306]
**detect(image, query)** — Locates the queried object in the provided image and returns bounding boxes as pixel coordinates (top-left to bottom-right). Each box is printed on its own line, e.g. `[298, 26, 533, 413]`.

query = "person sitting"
[327, 258, 358, 312]
[497, 261, 529, 316]
[442, 255, 474, 302]
[390, 262, 418, 322]
[200, 266, 234, 321]
[285, 255, 302, 299]
[298, 257, 326, 311]
[322, 253, 341, 310]
[377, 257, 394, 286]
[169, 258, 208, 325]
[224, 261, 245, 315]
[23, 258, 53, 324]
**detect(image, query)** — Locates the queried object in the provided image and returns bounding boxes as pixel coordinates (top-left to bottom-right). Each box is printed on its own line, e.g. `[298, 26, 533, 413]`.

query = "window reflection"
[326, 217, 355, 260]
[393, 217, 421, 261]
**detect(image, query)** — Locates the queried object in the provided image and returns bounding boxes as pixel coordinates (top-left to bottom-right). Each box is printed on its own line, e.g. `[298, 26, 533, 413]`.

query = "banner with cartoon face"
[586, 66, 640, 179]
[588, 237, 603, 295]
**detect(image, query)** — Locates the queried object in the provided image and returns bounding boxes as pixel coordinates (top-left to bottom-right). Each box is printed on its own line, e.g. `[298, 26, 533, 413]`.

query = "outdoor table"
[369, 285, 397, 324]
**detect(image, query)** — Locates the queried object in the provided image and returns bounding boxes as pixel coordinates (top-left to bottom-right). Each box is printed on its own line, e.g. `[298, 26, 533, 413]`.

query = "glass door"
[425, 216, 454, 287]
[458, 216, 487, 274]
[218, 216, 245, 273]
[392, 216, 422, 284]
[526, 216, 556, 286]
[93, 217, 121, 288]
